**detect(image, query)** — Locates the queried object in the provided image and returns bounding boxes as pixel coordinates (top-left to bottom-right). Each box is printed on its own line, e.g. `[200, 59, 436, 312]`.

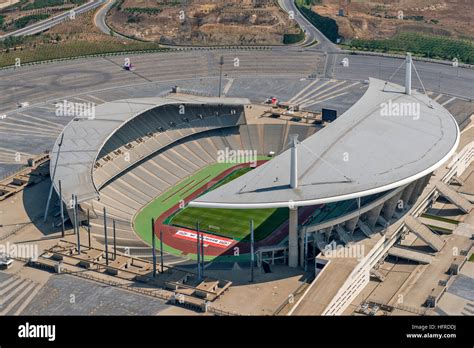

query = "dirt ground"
[313, 0, 473, 41]
[107, 0, 299, 45]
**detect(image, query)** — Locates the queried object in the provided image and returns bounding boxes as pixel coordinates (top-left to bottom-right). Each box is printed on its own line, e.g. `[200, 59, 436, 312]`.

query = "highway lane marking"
[0, 116, 63, 131]
[222, 78, 234, 96]
[433, 94, 444, 101]
[15, 112, 66, 129]
[302, 92, 349, 108]
[441, 97, 457, 106]
[288, 78, 320, 103]
[34, 105, 58, 112]
[85, 94, 108, 103]
[0, 120, 62, 133]
[0, 128, 59, 138]
[71, 95, 105, 105]
[301, 81, 359, 106]
[291, 79, 333, 105]
[296, 80, 347, 105]
[300, 81, 360, 107]
[0, 147, 33, 156]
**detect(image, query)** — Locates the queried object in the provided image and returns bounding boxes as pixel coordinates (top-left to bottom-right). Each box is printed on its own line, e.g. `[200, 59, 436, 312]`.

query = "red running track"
[153, 161, 318, 258]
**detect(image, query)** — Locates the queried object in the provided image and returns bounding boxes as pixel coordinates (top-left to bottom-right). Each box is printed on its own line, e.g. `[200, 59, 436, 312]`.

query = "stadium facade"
[50, 63, 460, 275]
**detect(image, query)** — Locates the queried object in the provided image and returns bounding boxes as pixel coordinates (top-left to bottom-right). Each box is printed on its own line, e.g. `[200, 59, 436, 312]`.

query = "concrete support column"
[421, 173, 432, 188]
[366, 204, 384, 228]
[323, 226, 333, 242]
[382, 191, 403, 221]
[408, 178, 424, 205]
[408, 174, 431, 205]
[345, 216, 359, 234]
[401, 182, 417, 207]
[299, 232, 305, 267]
[288, 207, 299, 268]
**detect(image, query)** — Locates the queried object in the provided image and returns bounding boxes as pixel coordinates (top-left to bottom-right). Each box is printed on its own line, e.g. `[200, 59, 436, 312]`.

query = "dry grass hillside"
[107, 0, 300, 45]
[313, 0, 473, 41]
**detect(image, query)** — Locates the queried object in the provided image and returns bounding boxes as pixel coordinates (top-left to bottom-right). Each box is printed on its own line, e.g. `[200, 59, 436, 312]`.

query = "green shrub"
[14, 14, 50, 29]
[283, 29, 305, 44]
[127, 15, 140, 23]
[22, 0, 64, 10]
[349, 32, 473, 64]
[295, 0, 341, 43]
[124, 7, 161, 15]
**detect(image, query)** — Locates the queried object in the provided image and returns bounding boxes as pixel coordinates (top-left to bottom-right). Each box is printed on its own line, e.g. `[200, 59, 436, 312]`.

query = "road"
[0, 0, 472, 172]
[93, 0, 129, 39]
[0, 0, 105, 39]
[279, 0, 339, 51]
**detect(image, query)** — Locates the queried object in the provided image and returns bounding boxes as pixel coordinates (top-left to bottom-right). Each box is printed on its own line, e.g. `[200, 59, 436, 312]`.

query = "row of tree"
[350, 33, 473, 64]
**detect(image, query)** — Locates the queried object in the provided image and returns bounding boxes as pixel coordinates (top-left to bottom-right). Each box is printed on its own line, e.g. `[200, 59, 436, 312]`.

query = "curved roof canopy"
[189, 78, 459, 209]
[50, 95, 250, 203]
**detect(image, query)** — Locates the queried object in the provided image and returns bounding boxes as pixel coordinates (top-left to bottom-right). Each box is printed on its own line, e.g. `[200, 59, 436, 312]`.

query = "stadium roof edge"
[50, 95, 251, 204]
[189, 78, 460, 209]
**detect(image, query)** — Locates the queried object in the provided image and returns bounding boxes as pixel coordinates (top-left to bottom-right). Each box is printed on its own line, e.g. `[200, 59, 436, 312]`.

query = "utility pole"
[152, 218, 156, 278]
[201, 233, 205, 279]
[113, 219, 117, 260]
[250, 219, 255, 282]
[73, 194, 80, 254]
[196, 221, 201, 280]
[59, 180, 65, 238]
[218, 55, 224, 98]
[103, 207, 109, 266]
[87, 209, 91, 249]
[304, 231, 308, 272]
[160, 229, 164, 273]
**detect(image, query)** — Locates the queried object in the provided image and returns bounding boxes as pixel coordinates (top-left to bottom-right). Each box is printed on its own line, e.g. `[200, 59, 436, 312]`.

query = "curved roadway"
[278, 0, 339, 51]
[0, 0, 105, 39]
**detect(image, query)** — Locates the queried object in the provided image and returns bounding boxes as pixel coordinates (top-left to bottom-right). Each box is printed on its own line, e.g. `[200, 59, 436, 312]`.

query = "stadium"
[0, 48, 471, 317]
[49, 53, 463, 280]
[50, 93, 320, 265]
[0, 0, 473, 329]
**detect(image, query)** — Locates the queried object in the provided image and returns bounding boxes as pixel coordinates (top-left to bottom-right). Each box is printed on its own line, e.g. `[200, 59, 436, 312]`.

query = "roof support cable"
[383, 60, 406, 92]
[411, 61, 434, 109]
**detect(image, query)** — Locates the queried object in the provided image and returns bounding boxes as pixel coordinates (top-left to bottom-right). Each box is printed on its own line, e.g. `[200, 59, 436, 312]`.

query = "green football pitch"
[133, 158, 287, 245]
[169, 206, 288, 241]
[167, 167, 288, 241]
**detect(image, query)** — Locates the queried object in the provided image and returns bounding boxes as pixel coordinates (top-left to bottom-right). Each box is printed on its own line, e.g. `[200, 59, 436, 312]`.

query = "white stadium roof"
[189, 78, 459, 209]
[50, 95, 250, 203]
